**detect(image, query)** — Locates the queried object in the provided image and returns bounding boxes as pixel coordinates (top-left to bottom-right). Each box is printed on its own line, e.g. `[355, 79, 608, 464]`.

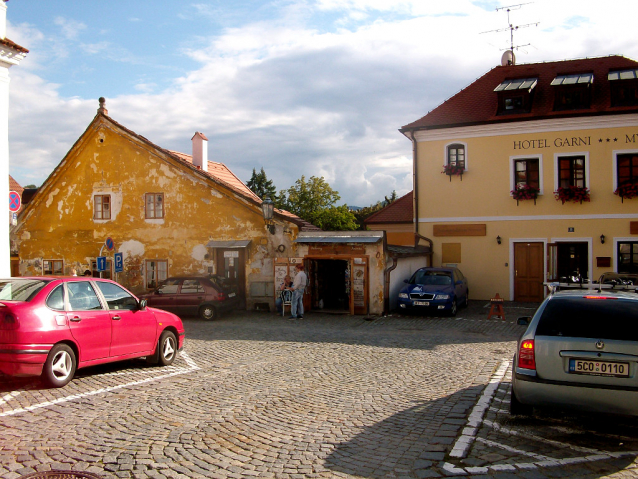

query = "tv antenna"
[481, 3, 539, 65]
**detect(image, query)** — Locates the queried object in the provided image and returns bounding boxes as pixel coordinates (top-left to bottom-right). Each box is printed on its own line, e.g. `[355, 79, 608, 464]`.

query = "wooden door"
[216, 248, 246, 307]
[514, 242, 544, 302]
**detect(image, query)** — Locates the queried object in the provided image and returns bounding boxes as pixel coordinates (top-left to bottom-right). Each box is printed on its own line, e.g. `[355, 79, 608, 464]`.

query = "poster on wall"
[352, 264, 365, 309]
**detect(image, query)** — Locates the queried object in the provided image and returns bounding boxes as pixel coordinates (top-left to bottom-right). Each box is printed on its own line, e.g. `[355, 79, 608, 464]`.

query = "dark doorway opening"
[311, 259, 350, 313]
[557, 242, 589, 283]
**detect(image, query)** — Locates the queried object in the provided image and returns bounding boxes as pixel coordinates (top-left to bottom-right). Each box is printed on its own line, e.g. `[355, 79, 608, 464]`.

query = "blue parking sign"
[114, 252, 123, 273]
[97, 256, 107, 272]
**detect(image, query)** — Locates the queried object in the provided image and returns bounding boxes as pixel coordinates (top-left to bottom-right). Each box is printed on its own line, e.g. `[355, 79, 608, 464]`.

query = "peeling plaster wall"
[15, 119, 299, 307]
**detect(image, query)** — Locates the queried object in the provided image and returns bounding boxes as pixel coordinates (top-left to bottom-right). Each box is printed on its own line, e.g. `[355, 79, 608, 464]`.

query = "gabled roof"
[23, 109, 315, 230]
[364, 191, 413, 225]
[168, 150, 261, 202]
[401, 55, 638, 132]
[9, 175, 23, 196]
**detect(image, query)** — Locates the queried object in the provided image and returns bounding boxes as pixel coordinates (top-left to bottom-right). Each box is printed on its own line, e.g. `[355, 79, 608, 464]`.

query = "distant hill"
[347, 205, 362, 211]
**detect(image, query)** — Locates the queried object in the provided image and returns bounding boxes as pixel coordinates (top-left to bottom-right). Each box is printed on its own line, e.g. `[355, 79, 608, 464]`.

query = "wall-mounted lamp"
[600, 234, 605, 244]
[261, 196, 275, 235]
[496, 235, 502, 245]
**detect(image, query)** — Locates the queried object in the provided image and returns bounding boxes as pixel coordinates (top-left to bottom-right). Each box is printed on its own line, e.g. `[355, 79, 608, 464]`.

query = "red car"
[0, 277, 185, 387]
[141, 276, 240, 320]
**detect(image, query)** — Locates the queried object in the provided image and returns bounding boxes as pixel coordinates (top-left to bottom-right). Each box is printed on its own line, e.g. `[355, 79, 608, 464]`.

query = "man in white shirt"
[289, 263, 307, 320]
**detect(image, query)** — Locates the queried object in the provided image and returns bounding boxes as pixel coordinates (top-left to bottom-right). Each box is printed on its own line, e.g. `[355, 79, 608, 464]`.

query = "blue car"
[397, 267, 469, 316]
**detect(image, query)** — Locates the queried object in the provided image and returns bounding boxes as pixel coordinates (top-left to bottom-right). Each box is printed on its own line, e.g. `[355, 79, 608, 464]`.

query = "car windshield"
[410, 271, 452, 286]
[536, 296, 638, 341]
[0, 279, 51, 302]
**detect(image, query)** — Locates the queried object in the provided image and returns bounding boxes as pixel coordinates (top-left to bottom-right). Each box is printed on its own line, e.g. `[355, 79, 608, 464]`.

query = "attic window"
[494, 78, 537, 115]
[552, 73, 593, 111]
[609, 69, 638, 107]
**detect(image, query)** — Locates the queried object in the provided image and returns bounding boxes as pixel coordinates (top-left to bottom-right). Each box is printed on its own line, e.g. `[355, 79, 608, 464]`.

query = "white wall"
[389, 256, 429, 311]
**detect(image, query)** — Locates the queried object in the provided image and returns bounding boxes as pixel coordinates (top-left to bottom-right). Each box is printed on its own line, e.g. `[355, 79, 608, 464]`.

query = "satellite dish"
[501, 50, 515, 66]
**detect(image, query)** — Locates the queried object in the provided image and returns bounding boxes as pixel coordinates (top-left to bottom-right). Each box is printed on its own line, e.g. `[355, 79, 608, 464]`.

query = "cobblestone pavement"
[1, 301, 638, 479]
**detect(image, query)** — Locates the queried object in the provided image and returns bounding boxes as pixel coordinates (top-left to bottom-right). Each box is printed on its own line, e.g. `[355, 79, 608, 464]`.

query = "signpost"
[114, 252, 123, 273]
[9, 191, 20, 212]
[97, 256, 107, 272]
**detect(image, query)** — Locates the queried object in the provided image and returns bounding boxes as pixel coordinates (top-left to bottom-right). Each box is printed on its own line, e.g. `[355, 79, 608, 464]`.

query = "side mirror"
[139, 299, 148, 310]
[517, 316, 531, 326]
[403, 279, 408, 283]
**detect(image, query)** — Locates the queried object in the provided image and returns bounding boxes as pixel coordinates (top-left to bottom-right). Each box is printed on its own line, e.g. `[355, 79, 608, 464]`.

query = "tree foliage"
[277, 175, 357, 231]
[352, 190, 398, 230]
[246, 167, 277, 200]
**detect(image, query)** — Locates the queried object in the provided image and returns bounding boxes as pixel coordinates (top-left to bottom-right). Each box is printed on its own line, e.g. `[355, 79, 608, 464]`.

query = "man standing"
[289, 263, 307, 320]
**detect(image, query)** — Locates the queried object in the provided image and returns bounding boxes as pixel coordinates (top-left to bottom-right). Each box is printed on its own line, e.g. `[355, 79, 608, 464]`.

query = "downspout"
[383, 253, 398, 316]
[410, 130, 419, 239]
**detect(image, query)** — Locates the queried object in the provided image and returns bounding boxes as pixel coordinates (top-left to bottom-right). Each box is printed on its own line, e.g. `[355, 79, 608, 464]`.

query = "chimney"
[191, 132, 208, 173]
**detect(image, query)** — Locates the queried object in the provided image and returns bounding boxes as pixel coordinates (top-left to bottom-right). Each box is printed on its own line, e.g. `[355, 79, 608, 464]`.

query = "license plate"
[228, 293, 236, 298]
[413, 301, 429, 306]
[569, 359, 630, 377]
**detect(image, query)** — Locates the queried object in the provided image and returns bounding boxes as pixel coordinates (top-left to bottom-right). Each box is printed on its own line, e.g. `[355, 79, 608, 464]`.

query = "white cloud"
[6, 0, 638, 207]
[53, 16, 86, 40]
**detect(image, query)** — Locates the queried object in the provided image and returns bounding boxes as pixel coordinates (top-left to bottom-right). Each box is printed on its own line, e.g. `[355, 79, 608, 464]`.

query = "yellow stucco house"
[400, 55, 638, 302]
[14, 99, 313, 309]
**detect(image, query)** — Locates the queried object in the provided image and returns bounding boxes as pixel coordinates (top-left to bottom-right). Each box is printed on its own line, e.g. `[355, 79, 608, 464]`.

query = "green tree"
[353, 190, 399, 230]
[278, 175, 357, 231]
[246, 167, 277, 200]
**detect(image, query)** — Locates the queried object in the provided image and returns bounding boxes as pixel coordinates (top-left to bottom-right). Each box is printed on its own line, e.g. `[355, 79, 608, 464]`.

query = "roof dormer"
[551, 72, 593, 111]
[608, 69, 638, 107]
[494, 78, 537, 115]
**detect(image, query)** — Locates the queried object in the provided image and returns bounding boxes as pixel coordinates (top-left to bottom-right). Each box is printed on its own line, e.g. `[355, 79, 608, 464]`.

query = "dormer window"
[608, 69, 638, 107]
[494, 78, 537, 115]
[551, 73, 593, 111]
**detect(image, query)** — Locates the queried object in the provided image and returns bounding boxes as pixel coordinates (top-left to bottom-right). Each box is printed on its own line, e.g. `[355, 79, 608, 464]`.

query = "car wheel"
[157, 331, 177, 366]
[199, 304, 217, 320]
[449, 299, 458, 317]
[510, 387, 533, 416]
[43, 344, 76, 388]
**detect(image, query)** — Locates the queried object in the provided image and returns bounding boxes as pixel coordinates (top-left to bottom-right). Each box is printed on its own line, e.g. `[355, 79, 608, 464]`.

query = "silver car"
[511, 289, 638, 416]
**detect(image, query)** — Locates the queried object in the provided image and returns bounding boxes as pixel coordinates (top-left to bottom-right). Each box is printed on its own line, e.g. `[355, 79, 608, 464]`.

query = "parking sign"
[97, 256, 107, 272]
[114, 252, 123, 273]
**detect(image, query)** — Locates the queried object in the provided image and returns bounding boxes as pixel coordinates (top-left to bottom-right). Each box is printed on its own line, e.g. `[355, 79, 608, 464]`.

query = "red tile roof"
[0, 37, 28, 54]
[9, 175, 23, 196]
[401, 56, 638, 132]
[364, 191, 413, 224]
[168, 150, 261, 202]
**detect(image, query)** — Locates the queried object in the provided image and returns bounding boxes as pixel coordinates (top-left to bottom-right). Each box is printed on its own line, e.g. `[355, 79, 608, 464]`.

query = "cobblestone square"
[1, 302, 638, 478]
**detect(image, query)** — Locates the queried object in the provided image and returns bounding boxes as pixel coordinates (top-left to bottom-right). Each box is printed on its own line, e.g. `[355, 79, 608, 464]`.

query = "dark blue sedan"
[397, 267, 469, 316]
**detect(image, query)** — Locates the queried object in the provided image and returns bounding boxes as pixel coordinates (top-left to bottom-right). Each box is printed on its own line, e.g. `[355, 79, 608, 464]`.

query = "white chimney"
[191, 132, 208, 173]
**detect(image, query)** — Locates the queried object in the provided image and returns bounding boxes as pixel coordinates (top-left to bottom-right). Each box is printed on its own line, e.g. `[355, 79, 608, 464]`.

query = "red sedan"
[0, 277, 185, 387]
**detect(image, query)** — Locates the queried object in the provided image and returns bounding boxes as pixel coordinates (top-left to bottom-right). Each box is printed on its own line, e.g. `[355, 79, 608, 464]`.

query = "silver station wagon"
[511, 289, 638, 417]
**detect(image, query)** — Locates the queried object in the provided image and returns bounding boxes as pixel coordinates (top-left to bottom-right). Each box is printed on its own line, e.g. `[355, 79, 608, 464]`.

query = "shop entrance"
[310, 259, 350, 313]
[556, 242, 589, 282]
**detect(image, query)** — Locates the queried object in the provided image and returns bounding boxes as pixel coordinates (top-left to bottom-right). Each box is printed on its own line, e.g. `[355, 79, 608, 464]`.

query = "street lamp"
[261, 196, 275, 234]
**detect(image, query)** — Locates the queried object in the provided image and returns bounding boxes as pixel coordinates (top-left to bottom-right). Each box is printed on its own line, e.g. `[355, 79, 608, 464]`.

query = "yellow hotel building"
[400, 55, 638, 302]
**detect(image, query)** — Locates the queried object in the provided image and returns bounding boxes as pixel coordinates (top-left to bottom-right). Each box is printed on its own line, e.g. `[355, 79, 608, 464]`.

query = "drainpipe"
[410, 130, 419, 239]
[383, 253, 398, 315]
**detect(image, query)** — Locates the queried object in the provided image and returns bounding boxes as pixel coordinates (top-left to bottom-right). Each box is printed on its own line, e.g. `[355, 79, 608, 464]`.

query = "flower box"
[510, 184, 540, 205]
[614, 183, 638, 203]
[441, 164, 464, 181]
[554, 186, 590, 204]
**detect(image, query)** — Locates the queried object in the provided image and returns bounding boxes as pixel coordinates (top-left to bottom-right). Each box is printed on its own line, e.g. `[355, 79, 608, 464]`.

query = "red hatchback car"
[0, 277, 185, 387]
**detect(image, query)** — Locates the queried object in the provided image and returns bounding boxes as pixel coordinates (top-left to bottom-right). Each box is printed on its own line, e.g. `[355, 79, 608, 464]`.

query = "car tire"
[199, 304, 217, 320]
[157, 331, 177, 366]
[510, 387, 533, 416]
[449, 299, 458, 317]
[42, 343, 76, 388]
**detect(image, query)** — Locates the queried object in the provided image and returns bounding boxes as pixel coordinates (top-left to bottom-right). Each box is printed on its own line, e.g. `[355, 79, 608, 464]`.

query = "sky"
[5, 0, 638, 207]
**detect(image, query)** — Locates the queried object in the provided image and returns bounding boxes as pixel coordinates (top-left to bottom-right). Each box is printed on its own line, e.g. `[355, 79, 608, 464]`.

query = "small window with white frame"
[94, 195, 111, 220]
[445, 143, 467, 171]
[555, 153, 588, 189]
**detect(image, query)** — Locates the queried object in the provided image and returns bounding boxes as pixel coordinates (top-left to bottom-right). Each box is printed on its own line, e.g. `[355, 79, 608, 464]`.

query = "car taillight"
[518, 339, 535, 370]
[218, 292, 226, 301]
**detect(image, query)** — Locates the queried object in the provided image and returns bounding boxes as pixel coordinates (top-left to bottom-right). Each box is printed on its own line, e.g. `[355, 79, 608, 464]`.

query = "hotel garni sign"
[513, 134, 638, 150]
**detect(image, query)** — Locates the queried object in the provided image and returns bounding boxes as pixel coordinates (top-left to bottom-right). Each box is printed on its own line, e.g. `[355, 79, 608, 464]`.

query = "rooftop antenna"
[481, 3, 539, 65]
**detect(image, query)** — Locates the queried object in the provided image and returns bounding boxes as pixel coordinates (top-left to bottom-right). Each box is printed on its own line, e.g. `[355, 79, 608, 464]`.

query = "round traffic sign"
[9, 191, 21, 212]
[105, 237, 114, 251]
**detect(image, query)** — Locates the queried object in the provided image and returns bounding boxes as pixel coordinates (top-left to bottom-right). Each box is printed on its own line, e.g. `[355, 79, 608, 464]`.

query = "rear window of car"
[536, 296, 638, 341]
[0, 279, 51, 302]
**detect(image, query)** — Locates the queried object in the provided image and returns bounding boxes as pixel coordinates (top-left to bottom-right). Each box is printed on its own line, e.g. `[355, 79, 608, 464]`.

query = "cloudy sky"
[6, 0, 638, 207]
